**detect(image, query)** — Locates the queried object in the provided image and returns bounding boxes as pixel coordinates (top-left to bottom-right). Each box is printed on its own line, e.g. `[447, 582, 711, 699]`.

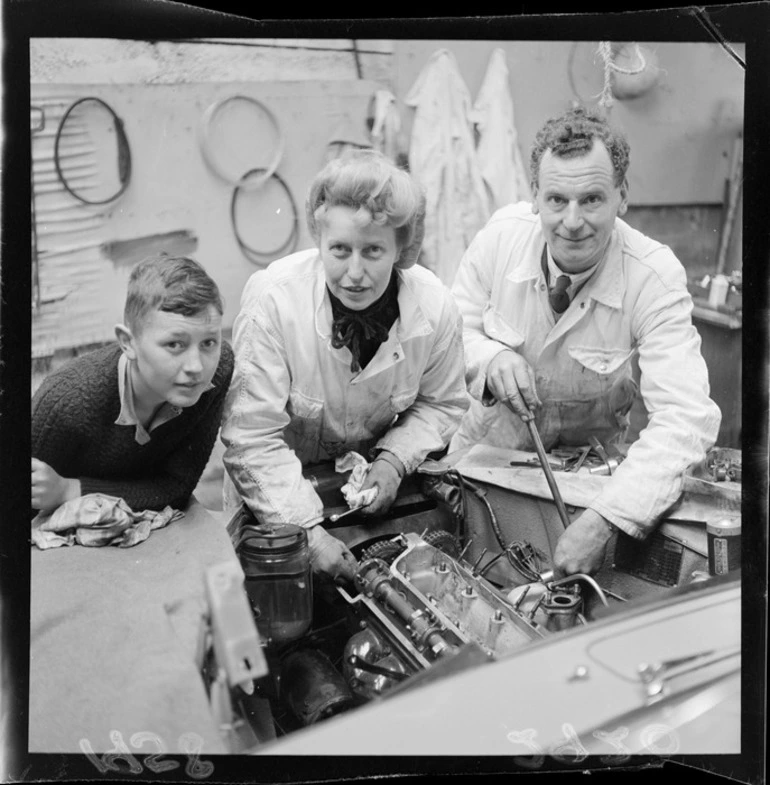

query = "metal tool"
[329, 506, 364, 523]
[509, 458, 563, 470]
[565, 445, 592, 473]
[587, 436, 622, 475]
[524, 411, 573, 531]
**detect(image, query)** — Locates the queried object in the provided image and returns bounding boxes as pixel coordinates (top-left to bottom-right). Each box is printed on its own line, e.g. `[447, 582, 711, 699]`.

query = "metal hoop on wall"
[199, 94, 284, 192]
[230, 168, 300, 266]
[54, 96, 132, 205]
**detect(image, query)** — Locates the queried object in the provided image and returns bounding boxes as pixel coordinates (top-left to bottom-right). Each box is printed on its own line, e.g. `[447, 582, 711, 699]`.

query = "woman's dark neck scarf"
[328, 272, 400, 373]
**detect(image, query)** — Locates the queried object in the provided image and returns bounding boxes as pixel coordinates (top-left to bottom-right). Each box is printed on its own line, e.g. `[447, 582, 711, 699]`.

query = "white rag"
[370, 89, 403, 161]
[31, 493, 184, 550]
[335, 453, 378, 509]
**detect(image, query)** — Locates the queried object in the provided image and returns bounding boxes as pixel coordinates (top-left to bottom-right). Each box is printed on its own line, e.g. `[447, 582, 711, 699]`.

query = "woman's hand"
[359, 453, 404, 516]
[31, 458, 81, 512]
[307, 525, 358, 583]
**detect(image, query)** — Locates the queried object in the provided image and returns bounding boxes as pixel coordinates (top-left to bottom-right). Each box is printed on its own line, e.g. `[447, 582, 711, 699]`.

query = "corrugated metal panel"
[31, 93, 115, 358]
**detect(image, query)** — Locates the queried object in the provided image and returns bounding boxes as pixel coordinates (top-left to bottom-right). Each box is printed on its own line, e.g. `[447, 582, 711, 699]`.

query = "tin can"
[706, 518, 741, 576]
[708, 274, 730, 308]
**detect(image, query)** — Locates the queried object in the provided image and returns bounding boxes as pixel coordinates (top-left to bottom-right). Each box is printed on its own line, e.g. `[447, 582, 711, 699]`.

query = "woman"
[221, 150, 469, 581]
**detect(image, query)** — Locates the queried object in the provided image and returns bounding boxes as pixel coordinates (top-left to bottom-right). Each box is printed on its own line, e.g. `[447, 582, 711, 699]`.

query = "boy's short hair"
[124, 254, 223, 334]
[530, 106, 631, 189]
[306, 149, 426, 269]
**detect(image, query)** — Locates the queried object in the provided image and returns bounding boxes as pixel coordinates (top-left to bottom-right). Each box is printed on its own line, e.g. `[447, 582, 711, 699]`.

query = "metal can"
[706, 518, 741, 576]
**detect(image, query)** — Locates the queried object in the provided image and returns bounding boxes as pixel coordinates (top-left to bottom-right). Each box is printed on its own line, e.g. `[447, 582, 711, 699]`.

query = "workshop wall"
[30, 38, 394, 363]
[393, 41, 744, 205]
[31, 38, 743, 360]
[393, 41, 744, 274]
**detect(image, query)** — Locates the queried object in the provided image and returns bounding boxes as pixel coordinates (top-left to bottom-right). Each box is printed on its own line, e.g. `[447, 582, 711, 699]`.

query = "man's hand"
[307, 525, 358, 583]
[486, 350, 542, 421]
[31, 458, 81, 512]
[553, 508, 615, 577]
[358, 454, 403, 516]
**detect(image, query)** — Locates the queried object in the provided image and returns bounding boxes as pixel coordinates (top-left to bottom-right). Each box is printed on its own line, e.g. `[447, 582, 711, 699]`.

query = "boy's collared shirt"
[114, 353, 214, 444]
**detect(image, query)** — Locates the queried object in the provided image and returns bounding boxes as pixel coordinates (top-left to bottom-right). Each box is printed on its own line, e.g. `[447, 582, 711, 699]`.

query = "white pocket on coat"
[482, 305, 525, 350]
[568, 346, 634, 376]
[288, 387, 324, 417]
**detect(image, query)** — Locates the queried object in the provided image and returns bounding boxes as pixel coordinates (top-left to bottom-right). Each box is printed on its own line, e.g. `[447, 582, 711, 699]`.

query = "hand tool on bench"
[587, 436, 623, 475]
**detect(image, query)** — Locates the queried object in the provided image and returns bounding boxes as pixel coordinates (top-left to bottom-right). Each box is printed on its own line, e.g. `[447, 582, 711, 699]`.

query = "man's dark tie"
[549, 274, 572, 314]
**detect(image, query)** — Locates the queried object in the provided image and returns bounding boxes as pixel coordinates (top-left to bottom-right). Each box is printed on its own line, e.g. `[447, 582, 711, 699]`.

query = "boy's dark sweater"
[32, 342, 234, 512]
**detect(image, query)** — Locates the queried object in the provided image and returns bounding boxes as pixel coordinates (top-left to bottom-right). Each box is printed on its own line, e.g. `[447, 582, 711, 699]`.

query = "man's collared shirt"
[545, 246, 601, 309]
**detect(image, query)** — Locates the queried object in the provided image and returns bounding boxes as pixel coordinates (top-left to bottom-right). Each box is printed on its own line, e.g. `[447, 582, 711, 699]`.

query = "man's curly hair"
[529, 107, 630, 189]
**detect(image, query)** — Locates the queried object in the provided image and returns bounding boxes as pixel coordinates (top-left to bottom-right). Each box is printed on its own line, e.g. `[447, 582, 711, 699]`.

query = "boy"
[31, 254, 234, 513]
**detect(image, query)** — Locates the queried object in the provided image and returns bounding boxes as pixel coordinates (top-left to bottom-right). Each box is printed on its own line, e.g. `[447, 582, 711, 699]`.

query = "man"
[31, 254, 234, 514]
[451, 107, 721, 577]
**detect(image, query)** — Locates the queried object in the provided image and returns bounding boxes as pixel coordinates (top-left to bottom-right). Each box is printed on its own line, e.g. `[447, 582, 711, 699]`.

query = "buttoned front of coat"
[451, 202, 721, 537]
[221, 249, 469, 528]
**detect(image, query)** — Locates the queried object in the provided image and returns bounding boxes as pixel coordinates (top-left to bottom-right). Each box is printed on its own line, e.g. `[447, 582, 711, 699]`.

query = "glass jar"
[236, 521, 313, 646]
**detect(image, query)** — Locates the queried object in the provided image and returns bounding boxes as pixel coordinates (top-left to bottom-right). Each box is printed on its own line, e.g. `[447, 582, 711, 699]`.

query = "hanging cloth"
[369, 89, 404, 162]
[404, 49, 490, 287]
[470, 48, 531, 211]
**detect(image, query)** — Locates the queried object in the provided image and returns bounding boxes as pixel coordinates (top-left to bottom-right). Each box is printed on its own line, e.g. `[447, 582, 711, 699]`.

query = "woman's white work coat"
[451, 202, 721, 538]
[221, 249, 469, 528]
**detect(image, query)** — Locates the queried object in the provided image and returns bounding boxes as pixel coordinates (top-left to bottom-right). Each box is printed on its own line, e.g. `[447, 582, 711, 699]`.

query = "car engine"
[339, 531, 579, 700]
[228, 455, 737, 745]
[250, 527, 618, 738]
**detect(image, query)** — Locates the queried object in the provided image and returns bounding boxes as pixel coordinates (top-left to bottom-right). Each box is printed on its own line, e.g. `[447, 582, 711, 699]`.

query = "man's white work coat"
[222, 249, 469, 528]
[451, 202, 721, 538]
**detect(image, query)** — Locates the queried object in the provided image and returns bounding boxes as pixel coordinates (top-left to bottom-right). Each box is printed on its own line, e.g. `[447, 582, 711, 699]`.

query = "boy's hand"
[31, 458, 81, 512]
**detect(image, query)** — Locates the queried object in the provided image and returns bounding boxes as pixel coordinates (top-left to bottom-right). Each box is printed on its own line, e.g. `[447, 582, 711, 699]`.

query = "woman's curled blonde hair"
[306, 149, 426, 269]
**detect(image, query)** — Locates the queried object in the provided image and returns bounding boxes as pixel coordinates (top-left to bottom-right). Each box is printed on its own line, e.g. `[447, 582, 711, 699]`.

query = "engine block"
[338, 533, 569, 699]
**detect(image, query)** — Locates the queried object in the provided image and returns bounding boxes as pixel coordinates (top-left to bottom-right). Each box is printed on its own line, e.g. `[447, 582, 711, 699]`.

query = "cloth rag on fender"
[335, 452, 378, 509]
[31, 493, 184, 550]
[470, 48, 531, 211]
[405, 49, 490, 287]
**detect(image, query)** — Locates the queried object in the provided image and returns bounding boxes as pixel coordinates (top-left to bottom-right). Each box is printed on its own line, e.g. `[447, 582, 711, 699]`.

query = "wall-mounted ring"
[230, 168, 299, 265]
[54, 96, 132, 205]
[200, 95, 284, 192]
